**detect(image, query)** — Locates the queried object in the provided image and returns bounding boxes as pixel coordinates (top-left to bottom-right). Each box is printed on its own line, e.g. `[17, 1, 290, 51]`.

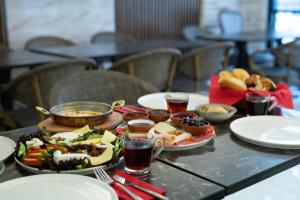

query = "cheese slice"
[71, 138, 101, 145]
[89, 147, 113, 166]
[101, 130, 117, 144]
[154, 122, 176, 134]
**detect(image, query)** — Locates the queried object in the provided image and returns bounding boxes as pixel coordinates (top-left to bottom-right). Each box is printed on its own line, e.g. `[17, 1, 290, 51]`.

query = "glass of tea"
[122, 133, 163, 176]
[165, 92, 189, 113]
[246, 93, 277, 116]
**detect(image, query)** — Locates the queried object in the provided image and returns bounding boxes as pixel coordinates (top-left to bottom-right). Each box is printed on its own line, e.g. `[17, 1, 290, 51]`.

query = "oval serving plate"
[115, 123, 215, 151]
[15, 157, 124, 175]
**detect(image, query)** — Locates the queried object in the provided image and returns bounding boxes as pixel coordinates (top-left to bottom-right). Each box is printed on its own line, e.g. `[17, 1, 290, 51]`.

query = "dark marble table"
[0, 126, 225, 200]
[30, 40, 202, 61]
[158, 120, 300, 195]
[196, 31, 297, 68]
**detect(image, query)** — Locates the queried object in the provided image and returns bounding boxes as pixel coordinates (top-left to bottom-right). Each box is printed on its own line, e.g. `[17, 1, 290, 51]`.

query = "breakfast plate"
[115, 123, 215, 151]
[14, 127, 123, 175]
[230, 116, 300, 149]
[137, 92, 209, 111]
[0, 136, 16, 162]
[0, 174, 118, 200]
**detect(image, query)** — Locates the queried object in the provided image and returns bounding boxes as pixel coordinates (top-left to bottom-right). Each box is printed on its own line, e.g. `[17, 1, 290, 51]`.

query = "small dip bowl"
[196, 104, 237, 122]
[127, 119, 155, 132]
[148, 109, 170, 123]
[170, 112, 198, 128]
[123, 112, 149, 122]
[182, 118, 210, 135]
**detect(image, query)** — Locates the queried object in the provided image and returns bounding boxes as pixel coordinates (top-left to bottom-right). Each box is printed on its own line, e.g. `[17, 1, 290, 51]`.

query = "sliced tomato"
[28, 147, 44, 151]
[45, 144, 69, 153]
[24, 152, 43, 159]
[23, 158, 43, 167]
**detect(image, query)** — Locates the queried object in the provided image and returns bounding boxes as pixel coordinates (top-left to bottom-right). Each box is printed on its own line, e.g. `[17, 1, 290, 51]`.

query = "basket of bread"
[209, 68, 293, 109]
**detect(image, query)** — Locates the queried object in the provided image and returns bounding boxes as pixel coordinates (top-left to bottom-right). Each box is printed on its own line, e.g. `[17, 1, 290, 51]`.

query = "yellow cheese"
[101, 130, 117, 144]
[154, 122, 176, 134]
[72, 125, 93, 135]
[72, 138, 101, 145]
[89, 147, 113, 166]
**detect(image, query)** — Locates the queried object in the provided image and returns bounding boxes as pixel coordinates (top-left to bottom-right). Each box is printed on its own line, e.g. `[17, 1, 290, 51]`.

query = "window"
[269, 0, 300, 42]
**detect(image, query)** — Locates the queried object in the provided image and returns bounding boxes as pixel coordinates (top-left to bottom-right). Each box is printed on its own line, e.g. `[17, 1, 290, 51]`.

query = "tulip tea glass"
[165, 92, 189, 113]
[246, 93, 277, 116]
[122, 133, 163, 176]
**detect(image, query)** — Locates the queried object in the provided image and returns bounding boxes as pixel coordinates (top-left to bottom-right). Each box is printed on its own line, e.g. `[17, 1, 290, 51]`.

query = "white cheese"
[53, 150, 90, 165]
[51, 132, 79, 142]
[95, 143, 114, 148]
[26, 138, 44, 148]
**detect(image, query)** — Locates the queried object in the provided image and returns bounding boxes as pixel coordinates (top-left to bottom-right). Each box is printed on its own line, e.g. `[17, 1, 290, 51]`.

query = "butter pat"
[154, 122, 176, 134]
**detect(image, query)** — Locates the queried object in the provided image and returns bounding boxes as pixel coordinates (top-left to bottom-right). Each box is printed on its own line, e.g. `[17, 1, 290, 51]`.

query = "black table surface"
[0, 126, 225, 200]
[196, 31, 296, 42]
[30, 40, 202, 60]
[0, 50, 64, 70]
[158, 118, 300, 195]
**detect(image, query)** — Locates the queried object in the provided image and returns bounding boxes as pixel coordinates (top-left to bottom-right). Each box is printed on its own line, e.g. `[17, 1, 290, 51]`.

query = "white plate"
[148, 128, 215, 151]
[137, 92, 209, 111]
[230, 116, 300, 149]
[116, 123, 214, 151]
[15, 157, 123, 175]
[0, 174, 118, 200]
[0, 136, 16, 162]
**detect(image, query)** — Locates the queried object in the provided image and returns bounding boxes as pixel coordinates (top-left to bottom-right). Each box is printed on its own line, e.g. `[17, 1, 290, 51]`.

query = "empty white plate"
[0, 174, 118, 200]
[0, 136, 16, 162]
[230, 116, 300, 149]
[138, 92, 209, 111]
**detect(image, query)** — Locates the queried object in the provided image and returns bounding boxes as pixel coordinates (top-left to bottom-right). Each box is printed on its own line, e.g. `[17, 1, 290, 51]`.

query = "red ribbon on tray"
[209, 76, 294, 109]
[111, 170, 166, 200]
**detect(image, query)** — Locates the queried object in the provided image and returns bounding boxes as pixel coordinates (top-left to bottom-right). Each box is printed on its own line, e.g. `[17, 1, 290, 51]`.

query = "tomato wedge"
[23, 158, 43, 167]
[45, 144, 69, 153]
[24, 152, 43, 159]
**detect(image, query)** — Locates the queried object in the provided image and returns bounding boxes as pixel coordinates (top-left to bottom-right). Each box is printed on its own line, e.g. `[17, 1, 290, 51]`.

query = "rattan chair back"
[177, 42, 234, 92]
[49, 70, 159, 106]
[24, 36, 75, 50]
[6, 59, 97, 108]
[91, 32, 137, 44]
[109, 48, 181, 91]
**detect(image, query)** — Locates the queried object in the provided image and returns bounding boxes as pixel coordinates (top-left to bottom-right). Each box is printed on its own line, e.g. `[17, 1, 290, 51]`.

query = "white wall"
[6, 0, 115, 49]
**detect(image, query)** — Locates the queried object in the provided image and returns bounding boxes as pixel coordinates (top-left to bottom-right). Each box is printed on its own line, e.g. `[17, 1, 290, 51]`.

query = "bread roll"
[219, 71, 234, 79]
[232, 68, 250, 81]
[245, 74, 260, 88]
[261, 77, 276, 91]
[218, 76, 247, 91]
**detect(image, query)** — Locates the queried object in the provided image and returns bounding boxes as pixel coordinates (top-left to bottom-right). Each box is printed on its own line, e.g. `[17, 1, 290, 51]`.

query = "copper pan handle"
[35, 106, 51, 115]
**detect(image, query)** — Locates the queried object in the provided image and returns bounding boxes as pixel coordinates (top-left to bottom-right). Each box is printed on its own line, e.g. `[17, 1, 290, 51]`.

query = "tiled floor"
[225, 164, 300, 200]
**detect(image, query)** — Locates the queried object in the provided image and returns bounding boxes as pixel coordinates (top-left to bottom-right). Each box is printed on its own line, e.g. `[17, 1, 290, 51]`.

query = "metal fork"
[94, 167, 142, 200]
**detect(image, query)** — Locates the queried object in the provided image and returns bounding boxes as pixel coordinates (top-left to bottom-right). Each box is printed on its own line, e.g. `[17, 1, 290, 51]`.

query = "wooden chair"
[173, 42, 234, 92]
[24, 36, 75, 50]
[4, 59, 97, 126]
[109, 48, 181, 91]
[91, 32, 137, 44]
[49, 70, 159, 106]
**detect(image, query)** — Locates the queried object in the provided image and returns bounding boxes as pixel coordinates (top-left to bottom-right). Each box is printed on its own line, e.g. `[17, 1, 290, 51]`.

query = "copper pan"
[36, 101, 114, 127]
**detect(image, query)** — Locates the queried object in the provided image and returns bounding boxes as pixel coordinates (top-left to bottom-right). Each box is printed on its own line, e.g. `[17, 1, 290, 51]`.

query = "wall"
[6, 0, 115, 50]
[200, 0, 269, 31]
